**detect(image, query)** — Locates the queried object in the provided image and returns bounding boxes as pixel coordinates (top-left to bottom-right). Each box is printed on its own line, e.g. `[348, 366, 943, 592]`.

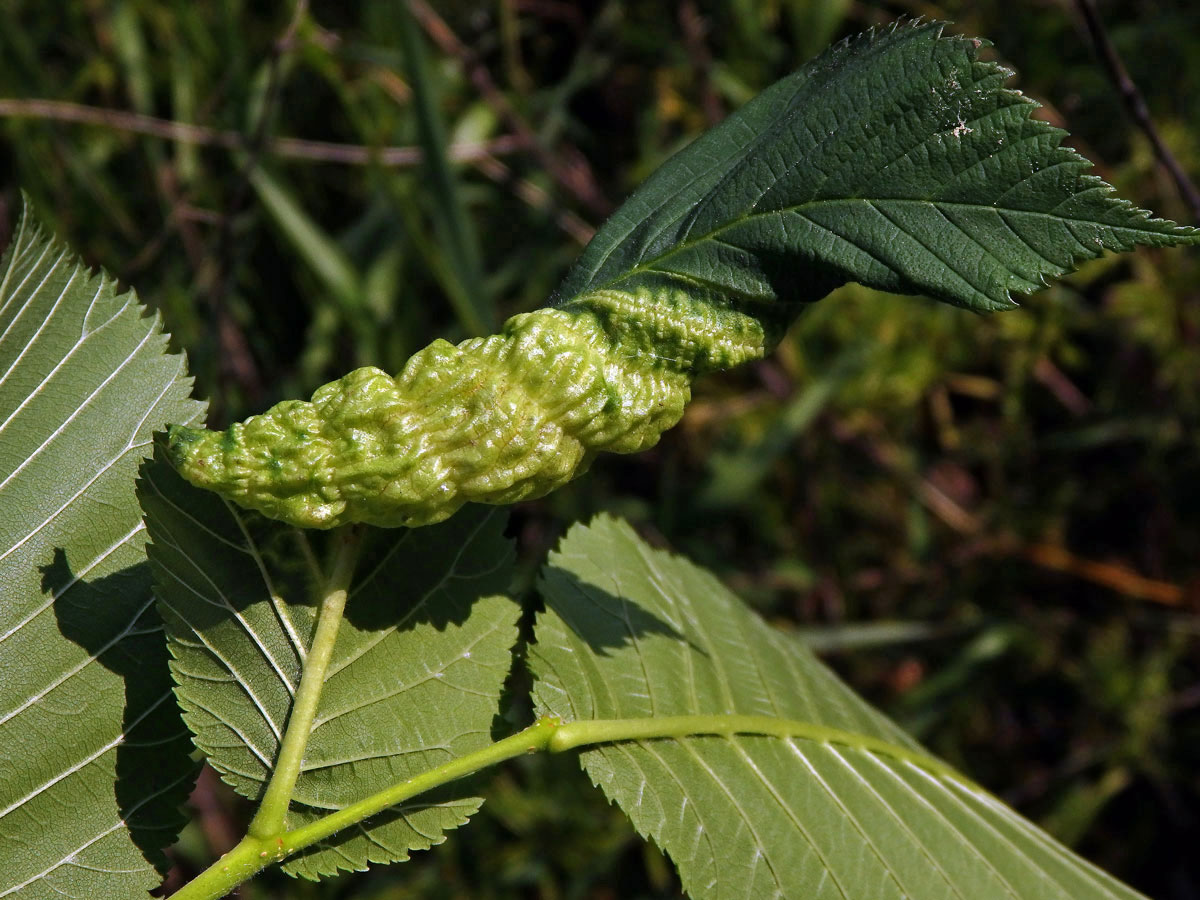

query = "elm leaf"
[138, 461, 521, 879]
[0, 199, 203, 898]
[531, 515, 1147, 900]
[555, 20, 1198, 313]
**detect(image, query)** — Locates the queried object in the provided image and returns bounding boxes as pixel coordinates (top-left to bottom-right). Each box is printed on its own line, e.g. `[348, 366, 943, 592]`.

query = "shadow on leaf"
[538, 565, 694, 658]
[41, 549, 197, 876]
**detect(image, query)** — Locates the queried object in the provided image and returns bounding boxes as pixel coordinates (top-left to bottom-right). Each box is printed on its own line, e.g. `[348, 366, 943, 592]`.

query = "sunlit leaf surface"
[139, 469, 520, 879]
[0, 201, 202, 898]
[531, 515, 1147, 900]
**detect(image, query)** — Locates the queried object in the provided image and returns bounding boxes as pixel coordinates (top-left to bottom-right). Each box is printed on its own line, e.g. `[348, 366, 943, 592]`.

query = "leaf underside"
[556, 20, 1198, 315]
[530, 515, 1147, 900]
[0, 201, 203, 898]
[139, 467, 521, 879]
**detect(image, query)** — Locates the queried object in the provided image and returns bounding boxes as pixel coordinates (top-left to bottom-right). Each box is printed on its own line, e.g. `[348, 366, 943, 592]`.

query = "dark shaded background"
[2, 1, 1198, 897]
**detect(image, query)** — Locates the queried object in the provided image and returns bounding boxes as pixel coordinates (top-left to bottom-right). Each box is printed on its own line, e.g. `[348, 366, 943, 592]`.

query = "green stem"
[549, 715, 964, 781]
[281, 717, 562, 850]
[174, 712, 965, 899]
[246, 525, 362, 839]
[170, 719, 560, 900]
[169, 833, 287, 900]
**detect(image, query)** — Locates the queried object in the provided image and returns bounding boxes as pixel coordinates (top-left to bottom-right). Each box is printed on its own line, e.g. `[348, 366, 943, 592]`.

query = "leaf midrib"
[583, 195, 1194, 302]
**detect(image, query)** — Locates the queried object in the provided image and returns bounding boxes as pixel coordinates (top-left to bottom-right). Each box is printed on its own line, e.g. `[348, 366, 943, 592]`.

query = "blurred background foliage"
[2, 0, 1199, 897]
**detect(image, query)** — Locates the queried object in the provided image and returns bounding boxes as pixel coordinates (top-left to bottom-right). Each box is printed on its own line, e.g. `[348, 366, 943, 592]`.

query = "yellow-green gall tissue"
[167, 288, 770, 529]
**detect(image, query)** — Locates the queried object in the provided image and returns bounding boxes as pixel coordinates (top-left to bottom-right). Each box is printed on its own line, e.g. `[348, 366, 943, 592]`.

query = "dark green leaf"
[555, 21, 1198, 314]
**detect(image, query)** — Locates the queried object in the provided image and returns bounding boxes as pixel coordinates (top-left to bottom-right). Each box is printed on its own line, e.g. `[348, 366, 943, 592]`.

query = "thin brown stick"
[1072, 0, 1200, 222]
[0, 98, 523, 166]
[0, 96, 585, 242]
[407, 0, 611, 217]
[830, 419, 983, 534]
[1021, 540, 1186, 607]
[1032, 356, 1091, 417]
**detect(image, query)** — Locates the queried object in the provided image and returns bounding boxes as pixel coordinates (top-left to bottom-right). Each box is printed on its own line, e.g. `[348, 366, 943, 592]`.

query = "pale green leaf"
[138, 465, 521, 878]
[530, 515, 1146, 900]
[554, 21, 1198, 314]
[0, 200, 203, 898]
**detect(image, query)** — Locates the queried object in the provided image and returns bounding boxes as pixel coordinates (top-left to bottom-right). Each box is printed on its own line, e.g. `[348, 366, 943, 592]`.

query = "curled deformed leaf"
[166, 21, 1196, 531]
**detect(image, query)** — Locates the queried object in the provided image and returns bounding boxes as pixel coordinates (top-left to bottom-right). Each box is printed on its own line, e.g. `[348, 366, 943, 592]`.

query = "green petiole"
[172, 711, 966, 900]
